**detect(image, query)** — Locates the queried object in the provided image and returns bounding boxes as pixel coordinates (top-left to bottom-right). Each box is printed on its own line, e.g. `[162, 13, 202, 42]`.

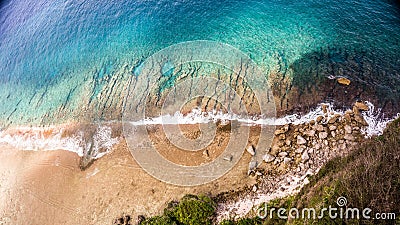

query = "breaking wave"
[0, 102, 397, 158]
[0, 125, 119, 158]
[131, 102, 398, 137]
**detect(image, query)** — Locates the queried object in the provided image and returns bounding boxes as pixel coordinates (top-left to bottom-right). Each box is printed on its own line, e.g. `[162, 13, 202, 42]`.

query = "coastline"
[0, 101, 398, 224]
[1, 0, 399, 224]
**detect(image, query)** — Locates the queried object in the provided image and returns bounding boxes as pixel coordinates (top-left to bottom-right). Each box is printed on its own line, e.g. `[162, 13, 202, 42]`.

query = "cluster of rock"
[260, 101, 370, 176]
[220, 101, 372, 218]
[113, 214, 133, 225]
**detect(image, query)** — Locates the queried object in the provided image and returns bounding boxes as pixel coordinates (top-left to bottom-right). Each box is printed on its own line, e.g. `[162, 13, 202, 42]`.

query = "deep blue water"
[0, 0, 399, 126]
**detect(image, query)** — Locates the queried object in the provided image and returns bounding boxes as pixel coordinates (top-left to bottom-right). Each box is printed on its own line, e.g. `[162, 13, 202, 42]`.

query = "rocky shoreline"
[261, 101, 369, 175]
[216, 101, 375, 220]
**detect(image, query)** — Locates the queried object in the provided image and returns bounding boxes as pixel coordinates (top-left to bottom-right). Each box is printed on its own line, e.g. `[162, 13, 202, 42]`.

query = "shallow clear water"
[0, 0, 399, 126]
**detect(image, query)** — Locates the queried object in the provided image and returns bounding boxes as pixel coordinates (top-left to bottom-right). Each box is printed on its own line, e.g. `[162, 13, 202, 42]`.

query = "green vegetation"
[220, 217, 263, 225]
[141, 215, 177, 225]
[141, 194, 216, 225]
[140, 119, 400, 225]
[287, 118, 400, 224]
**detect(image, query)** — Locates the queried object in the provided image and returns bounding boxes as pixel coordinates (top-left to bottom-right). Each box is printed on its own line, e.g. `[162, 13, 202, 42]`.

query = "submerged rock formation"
[269, 47, 400, 117]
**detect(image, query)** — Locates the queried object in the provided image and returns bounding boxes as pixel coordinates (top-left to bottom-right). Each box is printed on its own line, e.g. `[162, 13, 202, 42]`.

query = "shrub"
[141, 194, 215, 225]
[169, 195, 216, 225]
[141, 215, 176, 225]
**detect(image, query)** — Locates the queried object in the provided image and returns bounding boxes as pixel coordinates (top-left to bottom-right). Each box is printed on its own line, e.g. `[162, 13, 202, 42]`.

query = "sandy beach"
[0, 138, 257, 224]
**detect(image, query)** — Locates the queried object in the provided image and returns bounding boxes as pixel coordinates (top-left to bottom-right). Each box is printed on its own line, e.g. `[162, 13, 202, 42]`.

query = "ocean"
[0, 0, 399, 158]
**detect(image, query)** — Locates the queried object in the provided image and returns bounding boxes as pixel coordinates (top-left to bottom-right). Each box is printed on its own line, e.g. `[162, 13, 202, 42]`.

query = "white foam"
[361, 102, 399, 137]
[0, 102, 396, 158]
[0, 125, 119, 158]
[91, 126, 119, 159]
[129, 108, 235, 125]
[130, 105, 332, 126]
[129, 102, 397, 137]
[130, 104, 341, 127]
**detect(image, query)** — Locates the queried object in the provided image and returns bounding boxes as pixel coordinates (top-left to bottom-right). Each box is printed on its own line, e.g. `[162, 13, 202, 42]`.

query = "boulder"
[315, 124, 325, 132]
[248, 161, 258, 171]
[304, 129, 316, 137]
[297, 135, 307, 145]
[246, 145, 255, 156]
[319, 132, 328, 139]
[354, 102, 369, 111]
[301, 151, 310, 162]
[271, 145, 280, 154]
[274, 124, 290, 135]
[329, 125, 337, 131]
[354, 114, 368, 126]
[295, 147, 305, 153]
[344, 134, 355, 141]
[337, 77, 351, 85]
[263, 154, 275, 163]
[278, 152, 288, 157]
[274, 129, 286, 136]
[328, 115, 340, 124]
[321, 104, 328, 113]
[353, 105, 360, 115]
[283, 157, 292, 164]
[344, 113, 352, 122]
[344, 125, 352, 134]
[283, 124, 290, 132]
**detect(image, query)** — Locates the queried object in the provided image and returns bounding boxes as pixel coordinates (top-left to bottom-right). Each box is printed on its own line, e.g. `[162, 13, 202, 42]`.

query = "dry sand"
[0, 138, 257, 225]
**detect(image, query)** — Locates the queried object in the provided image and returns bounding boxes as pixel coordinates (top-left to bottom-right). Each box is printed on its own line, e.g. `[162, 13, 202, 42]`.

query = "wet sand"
[0, 138, 257, 224]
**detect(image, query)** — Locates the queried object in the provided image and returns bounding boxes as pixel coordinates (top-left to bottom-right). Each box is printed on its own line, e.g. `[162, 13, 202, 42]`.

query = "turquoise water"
[0, 0, 399, 126]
